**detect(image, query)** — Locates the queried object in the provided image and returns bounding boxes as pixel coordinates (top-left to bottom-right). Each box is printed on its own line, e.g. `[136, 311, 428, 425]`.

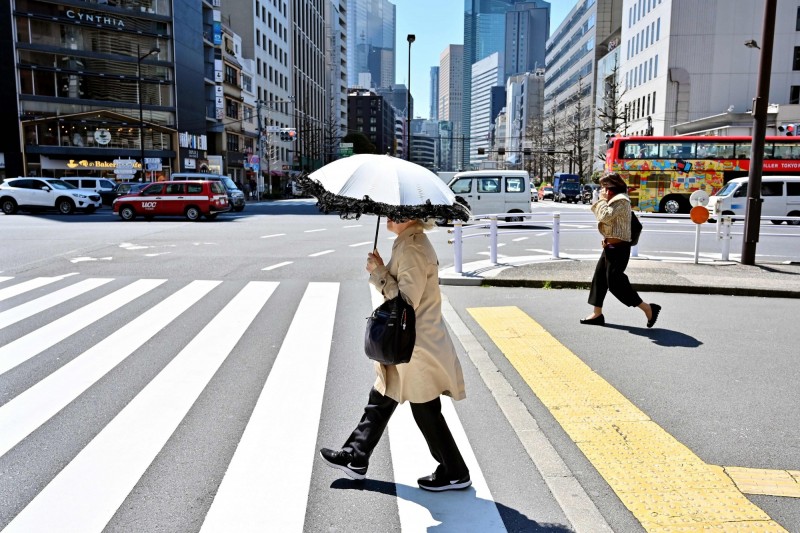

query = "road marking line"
[309, 250, 334, 257]
[0, 274, 77, 302]
[304, 228, 326, 233]
[349, 241, 373, 247]
[0, 279, 166, 377]
[260, 233, 286, 239]
[0, 276, 12, 283]
[0, 280, 220, 458]
[201, 283, 339, 532]
[3, 282, 277, 533]
[724, 467, 800, 498]
[389, 399, 506, 531]
[0, 278, 114, 330]
[262, 261, 293, 271]
[467, 306, 786, 532]
[440, 298, 610, 532]
[512, 237, 528, 242]
[343, 224, 362, 228]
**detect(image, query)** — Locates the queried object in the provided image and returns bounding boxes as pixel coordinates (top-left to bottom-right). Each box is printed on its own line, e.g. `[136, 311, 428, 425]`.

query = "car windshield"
[44, 179, 77, 190]
[563, 184, 580, 191]
[221, 177, 239, 190]
[716, 181, 740, 197]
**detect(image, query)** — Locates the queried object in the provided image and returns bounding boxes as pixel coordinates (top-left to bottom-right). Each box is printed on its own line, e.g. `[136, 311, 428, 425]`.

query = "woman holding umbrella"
[319, 215, 471, 491]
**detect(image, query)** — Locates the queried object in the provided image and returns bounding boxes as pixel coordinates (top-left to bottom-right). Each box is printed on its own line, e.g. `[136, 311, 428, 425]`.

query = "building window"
[227, 134, 240, 152]
[226, 99, 240, 119]
[796, 7, 800, 30]
[791, 86, 800, 105]
[794, 47, 800, 70]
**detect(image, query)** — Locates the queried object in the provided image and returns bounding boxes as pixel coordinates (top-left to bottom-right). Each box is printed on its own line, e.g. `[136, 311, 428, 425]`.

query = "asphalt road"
[1, 202, 798, 532]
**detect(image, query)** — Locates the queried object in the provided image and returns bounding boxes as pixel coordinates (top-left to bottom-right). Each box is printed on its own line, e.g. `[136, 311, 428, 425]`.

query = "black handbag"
[364, 296, 416, 365]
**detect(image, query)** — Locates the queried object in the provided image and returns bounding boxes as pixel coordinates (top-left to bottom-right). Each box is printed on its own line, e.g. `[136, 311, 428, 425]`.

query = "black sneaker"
[417, 470, 472, 492]
[319, 448, 367, 480]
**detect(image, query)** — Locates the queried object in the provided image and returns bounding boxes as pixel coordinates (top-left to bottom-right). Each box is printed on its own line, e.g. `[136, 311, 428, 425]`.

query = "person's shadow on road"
[604, 324, 702, 348]
[331, 478, 573, 532]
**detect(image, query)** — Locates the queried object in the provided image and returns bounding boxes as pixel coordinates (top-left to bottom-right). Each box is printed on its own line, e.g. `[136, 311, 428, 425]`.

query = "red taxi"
[113, 180, 230, 221]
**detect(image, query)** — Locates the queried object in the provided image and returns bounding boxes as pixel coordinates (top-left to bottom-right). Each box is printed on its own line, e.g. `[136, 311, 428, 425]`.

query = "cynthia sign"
[65, 9, 125, 28]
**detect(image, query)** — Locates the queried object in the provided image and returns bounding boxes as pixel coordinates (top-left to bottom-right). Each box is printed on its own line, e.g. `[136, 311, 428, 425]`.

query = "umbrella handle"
[373, 215, 380, 252]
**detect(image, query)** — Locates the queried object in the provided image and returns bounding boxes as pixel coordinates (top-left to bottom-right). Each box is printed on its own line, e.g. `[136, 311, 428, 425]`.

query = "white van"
[707, 176, 800, 224]
[447, 170, 532, 221]
[62, 177, 118, 206]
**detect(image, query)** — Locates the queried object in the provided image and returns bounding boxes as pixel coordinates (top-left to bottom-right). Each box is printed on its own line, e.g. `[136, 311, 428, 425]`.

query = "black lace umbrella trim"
[298, 175, 471, 222]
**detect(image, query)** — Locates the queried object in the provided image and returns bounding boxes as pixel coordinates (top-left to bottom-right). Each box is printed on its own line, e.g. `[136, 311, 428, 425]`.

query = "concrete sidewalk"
[440, 254, 800, 298]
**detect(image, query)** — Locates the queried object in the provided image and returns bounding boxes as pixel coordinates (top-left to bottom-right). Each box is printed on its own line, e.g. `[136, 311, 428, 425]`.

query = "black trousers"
[588, 243, 643, 308]
[341, 387, 469, 478]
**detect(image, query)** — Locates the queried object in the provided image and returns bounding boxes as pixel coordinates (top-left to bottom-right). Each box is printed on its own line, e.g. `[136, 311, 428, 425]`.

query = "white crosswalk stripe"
[0, 275, 508, 532]
[0, 279, 166, 376]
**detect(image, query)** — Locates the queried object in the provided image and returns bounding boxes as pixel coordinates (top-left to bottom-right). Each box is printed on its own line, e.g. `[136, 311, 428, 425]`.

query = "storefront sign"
[184, 158, 196, 169]
[65, 9, 125, 28]
[94, 129, 111, 145]
[179, 132, 207, 151]
[41, 156, 141, 171]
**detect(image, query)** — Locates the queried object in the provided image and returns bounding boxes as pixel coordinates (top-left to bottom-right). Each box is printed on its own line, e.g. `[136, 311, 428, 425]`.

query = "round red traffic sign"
[690, 205, 710, 224]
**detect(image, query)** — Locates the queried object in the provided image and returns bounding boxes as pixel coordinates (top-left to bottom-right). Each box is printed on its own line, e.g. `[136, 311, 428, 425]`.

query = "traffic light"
[779, 124, 796, 136]
[477, 147, 485, 155]
[278, 128, 297, 141]
[497, 148, 505, 155]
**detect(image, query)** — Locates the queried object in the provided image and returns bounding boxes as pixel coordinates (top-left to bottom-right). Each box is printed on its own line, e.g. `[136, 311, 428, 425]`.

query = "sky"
[393, 0, 573, 120]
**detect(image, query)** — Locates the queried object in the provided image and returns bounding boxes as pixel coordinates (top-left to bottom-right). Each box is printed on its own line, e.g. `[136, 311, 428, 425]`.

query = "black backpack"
[630, 211, 643, 246]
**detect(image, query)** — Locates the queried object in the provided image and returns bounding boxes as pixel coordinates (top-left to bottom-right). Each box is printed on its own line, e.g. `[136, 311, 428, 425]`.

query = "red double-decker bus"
[605, 135, 800, 213]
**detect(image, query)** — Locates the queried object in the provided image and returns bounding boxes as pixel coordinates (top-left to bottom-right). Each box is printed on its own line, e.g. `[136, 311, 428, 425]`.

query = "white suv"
[0, 177, 102, 215]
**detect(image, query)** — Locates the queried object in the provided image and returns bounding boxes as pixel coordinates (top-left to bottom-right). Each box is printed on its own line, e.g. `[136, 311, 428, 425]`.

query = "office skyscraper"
[463, 0, 549, 168]
[347, 0, 396, 89]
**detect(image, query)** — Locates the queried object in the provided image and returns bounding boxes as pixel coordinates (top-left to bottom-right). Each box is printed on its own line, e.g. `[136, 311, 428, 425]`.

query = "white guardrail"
[447, 212, 800, 274]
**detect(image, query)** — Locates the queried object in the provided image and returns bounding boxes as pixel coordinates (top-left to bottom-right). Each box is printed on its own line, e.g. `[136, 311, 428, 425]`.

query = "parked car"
[530, 182, 538, 202]
[557, 182, 582, 203]
[538, 186, 554, 200]
[0, 177, 102, 215]
[61, 177, 118, 206]
[170, 173, 246, 212]
[113, 180, 230, 221]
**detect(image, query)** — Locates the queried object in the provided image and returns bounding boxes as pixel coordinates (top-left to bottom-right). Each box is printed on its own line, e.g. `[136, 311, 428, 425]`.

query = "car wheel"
[788, 211, 800, 225]
[1, 198, 18, 215]
[659, 195, 686, 214]
[185, 206, 201, 221]
[770, 219, 783, 225]
[57, 198, 75, 215]
[119, 205, 136, 220]
[505, 212, 524, 222]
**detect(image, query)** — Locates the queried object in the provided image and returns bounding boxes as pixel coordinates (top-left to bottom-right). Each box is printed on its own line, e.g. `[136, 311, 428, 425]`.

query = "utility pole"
[742, 0, 777, 265]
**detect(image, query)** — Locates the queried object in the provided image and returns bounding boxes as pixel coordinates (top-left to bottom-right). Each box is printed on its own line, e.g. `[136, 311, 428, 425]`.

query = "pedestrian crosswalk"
[0, 274, 531, 532]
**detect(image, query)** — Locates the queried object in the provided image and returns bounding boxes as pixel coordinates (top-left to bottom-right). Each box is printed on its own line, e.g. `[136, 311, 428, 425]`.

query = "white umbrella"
[299, 154, 470, 249]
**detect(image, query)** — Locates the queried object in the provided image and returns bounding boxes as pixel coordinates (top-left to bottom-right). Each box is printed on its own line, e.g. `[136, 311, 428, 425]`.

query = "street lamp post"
[406, 34, 415, 161]
[137, 44, 159, 181]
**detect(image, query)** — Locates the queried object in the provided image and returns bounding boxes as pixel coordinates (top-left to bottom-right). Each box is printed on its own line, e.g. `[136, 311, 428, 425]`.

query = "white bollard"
[453, 221, 463, 273]
[552, 212, 560, 259]
[720, 216, 732, 261]
[490, 216, 498, 264]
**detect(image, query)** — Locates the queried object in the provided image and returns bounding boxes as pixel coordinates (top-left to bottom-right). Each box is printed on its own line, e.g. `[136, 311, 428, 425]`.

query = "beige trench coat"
[368, 223, 466, 404]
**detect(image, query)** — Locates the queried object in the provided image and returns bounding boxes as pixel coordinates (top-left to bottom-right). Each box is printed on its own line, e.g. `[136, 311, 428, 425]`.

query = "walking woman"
[319, 217, 471, 492]
[581, 173, 661, 327]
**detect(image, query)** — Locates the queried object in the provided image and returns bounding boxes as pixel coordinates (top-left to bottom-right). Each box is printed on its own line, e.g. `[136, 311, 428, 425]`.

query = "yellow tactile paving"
[468, 306, 787, 532]
[724, 467, 800, 498]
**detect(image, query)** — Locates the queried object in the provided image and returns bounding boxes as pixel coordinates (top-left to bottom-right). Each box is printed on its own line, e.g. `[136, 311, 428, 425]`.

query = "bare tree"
[561, 76, 595, 182]
[596, 53, 629, 166]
